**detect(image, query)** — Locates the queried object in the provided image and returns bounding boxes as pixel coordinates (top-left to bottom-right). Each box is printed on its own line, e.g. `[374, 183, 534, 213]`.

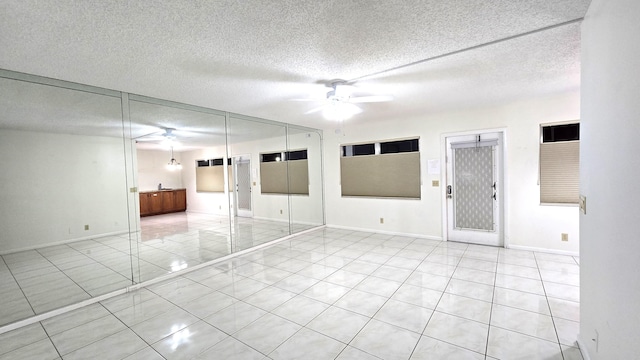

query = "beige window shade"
[196, 165, 232, 192]
[260, 160, 309, 195]
[540, 141, 579, 203]
[287, 159, 309, 195]
[341, 152, 421, 198]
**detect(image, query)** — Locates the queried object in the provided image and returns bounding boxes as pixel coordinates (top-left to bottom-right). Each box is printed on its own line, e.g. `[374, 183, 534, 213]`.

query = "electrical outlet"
[280, 209, 283, 214]
[432, 180, 439, 187]
[561, 233, 568, 241]
[84, 224, 89, 231]
[380, 217, 384, 224]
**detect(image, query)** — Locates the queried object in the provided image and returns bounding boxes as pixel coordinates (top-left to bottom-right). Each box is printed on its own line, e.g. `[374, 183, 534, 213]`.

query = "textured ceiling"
[0, 0, 590, 134]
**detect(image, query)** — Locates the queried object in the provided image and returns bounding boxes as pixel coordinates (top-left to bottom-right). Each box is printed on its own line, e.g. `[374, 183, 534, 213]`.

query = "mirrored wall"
[0, 69, 324, 328]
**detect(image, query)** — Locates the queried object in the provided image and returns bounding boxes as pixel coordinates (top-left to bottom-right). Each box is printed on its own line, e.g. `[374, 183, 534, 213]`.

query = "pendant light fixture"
[166, 146, 182, 171]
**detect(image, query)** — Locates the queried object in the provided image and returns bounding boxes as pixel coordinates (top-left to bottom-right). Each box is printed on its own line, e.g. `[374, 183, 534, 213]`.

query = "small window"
[210, 158, 224, 166]
[261, 152, 282, 162]
[380, 139, 419, 154]
[540, 122, 580, 204]
[196, 160, 210, 167]
[286, 150, 308, 161]
[542, 123, 580, 143]
[342, 143, 375, 157]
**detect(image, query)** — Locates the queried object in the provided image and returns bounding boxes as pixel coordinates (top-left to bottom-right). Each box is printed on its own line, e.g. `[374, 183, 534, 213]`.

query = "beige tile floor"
[0, 212, 315, 327]
[0, 227, 582, 359]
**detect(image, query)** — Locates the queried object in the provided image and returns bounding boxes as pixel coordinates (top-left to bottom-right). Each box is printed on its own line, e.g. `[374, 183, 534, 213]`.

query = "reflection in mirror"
[129, 99, 231, 283]
[287, 126, 325, 234]
[227, 115, 290, 251]
[0, 76, 134, 327]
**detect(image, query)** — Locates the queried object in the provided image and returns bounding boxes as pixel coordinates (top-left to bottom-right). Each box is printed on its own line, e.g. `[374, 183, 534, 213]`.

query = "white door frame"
[440, 128, 509, 248]
[233, 154, 253, 218]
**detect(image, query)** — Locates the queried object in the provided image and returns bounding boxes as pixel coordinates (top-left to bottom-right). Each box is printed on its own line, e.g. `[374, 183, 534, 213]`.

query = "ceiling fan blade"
[305, 105, 327, 114]
[349, 95, 394, 103]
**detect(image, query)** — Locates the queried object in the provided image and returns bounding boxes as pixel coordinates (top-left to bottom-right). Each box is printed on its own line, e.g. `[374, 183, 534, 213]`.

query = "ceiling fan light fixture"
[322, 101, 362, 121]
[166, 146, 182, 171]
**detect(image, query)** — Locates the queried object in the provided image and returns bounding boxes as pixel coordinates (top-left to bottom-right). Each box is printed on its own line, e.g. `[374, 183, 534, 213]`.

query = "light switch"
[432, 180, 439, 187]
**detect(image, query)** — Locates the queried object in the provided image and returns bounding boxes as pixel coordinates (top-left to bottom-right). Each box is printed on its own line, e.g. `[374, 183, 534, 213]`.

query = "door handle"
[447, 185, 453, 199]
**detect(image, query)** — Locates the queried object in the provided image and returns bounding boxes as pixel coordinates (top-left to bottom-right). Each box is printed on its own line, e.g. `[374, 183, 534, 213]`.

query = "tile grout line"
[533, 251, 567, 360]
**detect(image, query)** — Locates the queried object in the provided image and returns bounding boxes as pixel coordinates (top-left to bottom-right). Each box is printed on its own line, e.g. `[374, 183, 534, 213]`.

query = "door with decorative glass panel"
[445, 132, 504, 246]
[234, 156, 253, 218]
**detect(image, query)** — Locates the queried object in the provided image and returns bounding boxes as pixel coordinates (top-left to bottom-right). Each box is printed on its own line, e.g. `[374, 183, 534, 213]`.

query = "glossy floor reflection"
[0, 212, 316, 327]
[0, 228, 582, 359]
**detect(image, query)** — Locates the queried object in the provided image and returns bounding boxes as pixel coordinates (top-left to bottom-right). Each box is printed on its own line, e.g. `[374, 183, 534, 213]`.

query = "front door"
[445, 132, 503, 246]
[234, 156, 253, 218]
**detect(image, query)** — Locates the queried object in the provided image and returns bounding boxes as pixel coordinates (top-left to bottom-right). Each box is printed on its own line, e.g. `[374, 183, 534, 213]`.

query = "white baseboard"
[577, 336, 592, 360]
[0, 230, 131, 255]
[326, 224, 443, 241]
[507, 244, 579, 257]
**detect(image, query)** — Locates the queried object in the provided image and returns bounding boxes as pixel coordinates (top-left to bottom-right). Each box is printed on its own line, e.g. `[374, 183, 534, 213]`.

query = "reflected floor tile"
[152, 320, 228, 360]
[410, 336, 484, 360]
[114, 296, 182, 327]
[307, 306, 370, 344]
[423, 312, 488, 354]
[270, 328, 345, 360]
[350, 319, 420, 360]
[487, 326, 563, 360]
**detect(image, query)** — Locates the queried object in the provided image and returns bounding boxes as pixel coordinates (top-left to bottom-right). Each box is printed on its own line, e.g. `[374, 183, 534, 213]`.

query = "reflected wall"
[0, 70, 324, 328]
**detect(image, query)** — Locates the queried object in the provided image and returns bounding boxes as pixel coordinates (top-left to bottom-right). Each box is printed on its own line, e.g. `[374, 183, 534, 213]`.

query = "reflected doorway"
[234, 155, 253, 218]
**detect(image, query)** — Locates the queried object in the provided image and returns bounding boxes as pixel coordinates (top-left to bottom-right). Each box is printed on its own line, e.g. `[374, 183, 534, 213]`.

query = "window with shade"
[539, 122, 580, 204]
[340, 138, 421, 198]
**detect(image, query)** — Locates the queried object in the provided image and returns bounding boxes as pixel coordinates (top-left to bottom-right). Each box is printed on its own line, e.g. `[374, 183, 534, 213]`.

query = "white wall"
[0, 129, 131, 253]
[579, 0, 640, 358]
[136, 149, 184, 192]
[323, 92, 580, 253]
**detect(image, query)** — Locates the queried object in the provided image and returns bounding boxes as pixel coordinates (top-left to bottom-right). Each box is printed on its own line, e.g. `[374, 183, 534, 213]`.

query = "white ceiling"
[0, 0, 590, 134]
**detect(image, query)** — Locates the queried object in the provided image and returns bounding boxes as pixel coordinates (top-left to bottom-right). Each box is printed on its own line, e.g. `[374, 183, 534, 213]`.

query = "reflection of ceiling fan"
[300, 80, 393, 121]
[135, 127, 178, 143]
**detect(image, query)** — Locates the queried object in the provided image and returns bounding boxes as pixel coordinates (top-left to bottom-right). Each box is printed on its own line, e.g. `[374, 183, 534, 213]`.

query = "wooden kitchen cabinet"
[139, 189, 187, 216]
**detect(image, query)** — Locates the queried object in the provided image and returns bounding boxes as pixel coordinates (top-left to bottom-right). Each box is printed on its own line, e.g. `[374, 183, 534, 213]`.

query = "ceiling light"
[322, 101, 362, 121]
[166, 146, 182, 171]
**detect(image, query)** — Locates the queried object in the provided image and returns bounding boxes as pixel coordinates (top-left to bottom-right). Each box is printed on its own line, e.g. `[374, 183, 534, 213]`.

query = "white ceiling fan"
[300, 80, 393, 121]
